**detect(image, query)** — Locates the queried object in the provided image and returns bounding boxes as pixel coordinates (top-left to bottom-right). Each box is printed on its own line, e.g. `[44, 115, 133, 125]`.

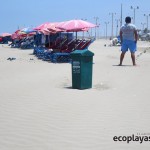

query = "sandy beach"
[0, 39, 150, 150]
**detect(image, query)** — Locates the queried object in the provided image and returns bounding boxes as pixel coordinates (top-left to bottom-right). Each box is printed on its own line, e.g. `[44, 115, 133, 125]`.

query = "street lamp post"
[144, 14, 150, 30]
[97, 23, 100, 39]
[141, 22, 146, 30]
[94, 17, 99, 39]
[105, 22, 109, 39]
[81, 18, 87, 38]
[115, 19, 120, 37]
[109, 13, 116, 39]
[130, 6, 139, 24]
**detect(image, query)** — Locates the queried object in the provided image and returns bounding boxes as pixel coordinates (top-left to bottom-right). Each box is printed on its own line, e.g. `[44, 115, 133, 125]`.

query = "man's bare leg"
[119, 52, 126, 66]
[131, 52, 136, 66]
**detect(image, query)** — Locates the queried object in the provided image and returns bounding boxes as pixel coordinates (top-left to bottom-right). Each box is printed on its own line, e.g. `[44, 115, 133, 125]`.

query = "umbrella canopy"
[11, 30, 27, 39]
[39, 29, 51, 35]
[11, 33, 18, 39]
[34, 22, 50, 30]
[11, 30, 20, 39]
[34, 22, 63, 34]
[46, 22, 64, 33]
[34, 22, 52, 35]
[0, 33, 12, 37]
[56, 19, 97, 32]
[20, 27, 36, 34]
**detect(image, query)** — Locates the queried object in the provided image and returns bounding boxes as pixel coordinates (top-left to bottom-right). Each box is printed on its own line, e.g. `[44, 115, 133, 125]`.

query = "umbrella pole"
[48, 33, 50, 48]
[76, 32, 77, 41]
[74, 31, 77, 50]
[82, 31, 84, 39]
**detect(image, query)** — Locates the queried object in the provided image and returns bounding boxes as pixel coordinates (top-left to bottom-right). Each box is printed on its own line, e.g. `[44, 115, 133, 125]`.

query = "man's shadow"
[113, 64, 133, 67]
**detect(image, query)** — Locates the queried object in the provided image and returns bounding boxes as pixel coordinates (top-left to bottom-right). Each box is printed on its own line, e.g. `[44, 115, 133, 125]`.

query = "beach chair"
[42, 50, 54, 61]
[20, 39, 34, 49]
[0, 37, 2, 43]
[79, 39, 91, 49]
[33, 46, 47, 58]
[50, 52, 71, 63]
[49, 40, 77, 63]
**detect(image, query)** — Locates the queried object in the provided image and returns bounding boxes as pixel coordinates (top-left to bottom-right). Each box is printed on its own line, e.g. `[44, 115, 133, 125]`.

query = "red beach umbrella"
[0, 33, 12, 37]
[56, 19, 97, 32]
[46, 22, 64, 33]
[11, 30, 20, 39]
[34, 22, 50, 30]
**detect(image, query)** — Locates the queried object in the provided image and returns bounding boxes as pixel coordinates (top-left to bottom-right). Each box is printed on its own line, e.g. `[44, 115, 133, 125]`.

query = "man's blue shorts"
[121, 39, 137, 53]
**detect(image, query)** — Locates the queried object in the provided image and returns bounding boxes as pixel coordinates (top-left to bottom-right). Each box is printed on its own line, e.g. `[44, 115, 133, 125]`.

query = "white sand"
[0, 40, 150, 150]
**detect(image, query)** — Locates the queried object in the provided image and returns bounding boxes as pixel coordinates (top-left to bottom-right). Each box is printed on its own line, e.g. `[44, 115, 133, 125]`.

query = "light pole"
[97, 23, 100, 39]
[81, 18, 87, 38]
[130, 6, 139, 24]
[144, 14, 150, 30]
[115, 19, 120, 37]
[109, 13, 116, 39]
[94, 17, 99, 39]
[105, 22, 109, 39]
[141, 22, 146, 30]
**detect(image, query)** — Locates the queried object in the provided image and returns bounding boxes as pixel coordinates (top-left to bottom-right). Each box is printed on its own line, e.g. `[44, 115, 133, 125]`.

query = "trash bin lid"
[70, 49, 94, 57]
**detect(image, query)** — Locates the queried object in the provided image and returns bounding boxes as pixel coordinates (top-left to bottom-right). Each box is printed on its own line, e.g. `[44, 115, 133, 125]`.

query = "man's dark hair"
[125, 16, 131, 23]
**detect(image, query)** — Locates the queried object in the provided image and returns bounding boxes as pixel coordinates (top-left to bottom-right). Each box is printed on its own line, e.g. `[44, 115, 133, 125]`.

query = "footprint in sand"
[94, 82, 110, 91]
[58, 77, 71, 88]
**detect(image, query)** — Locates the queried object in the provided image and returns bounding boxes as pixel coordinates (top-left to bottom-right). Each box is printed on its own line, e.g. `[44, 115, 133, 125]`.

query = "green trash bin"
[70, 49, 94, 89]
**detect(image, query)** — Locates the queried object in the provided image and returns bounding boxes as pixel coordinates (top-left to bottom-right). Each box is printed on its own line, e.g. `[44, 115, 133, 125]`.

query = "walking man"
[119, 16, 138, 66]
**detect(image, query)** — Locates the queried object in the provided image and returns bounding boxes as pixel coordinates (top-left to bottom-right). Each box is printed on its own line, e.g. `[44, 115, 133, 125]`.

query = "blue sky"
[0, 0, 150, 36]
